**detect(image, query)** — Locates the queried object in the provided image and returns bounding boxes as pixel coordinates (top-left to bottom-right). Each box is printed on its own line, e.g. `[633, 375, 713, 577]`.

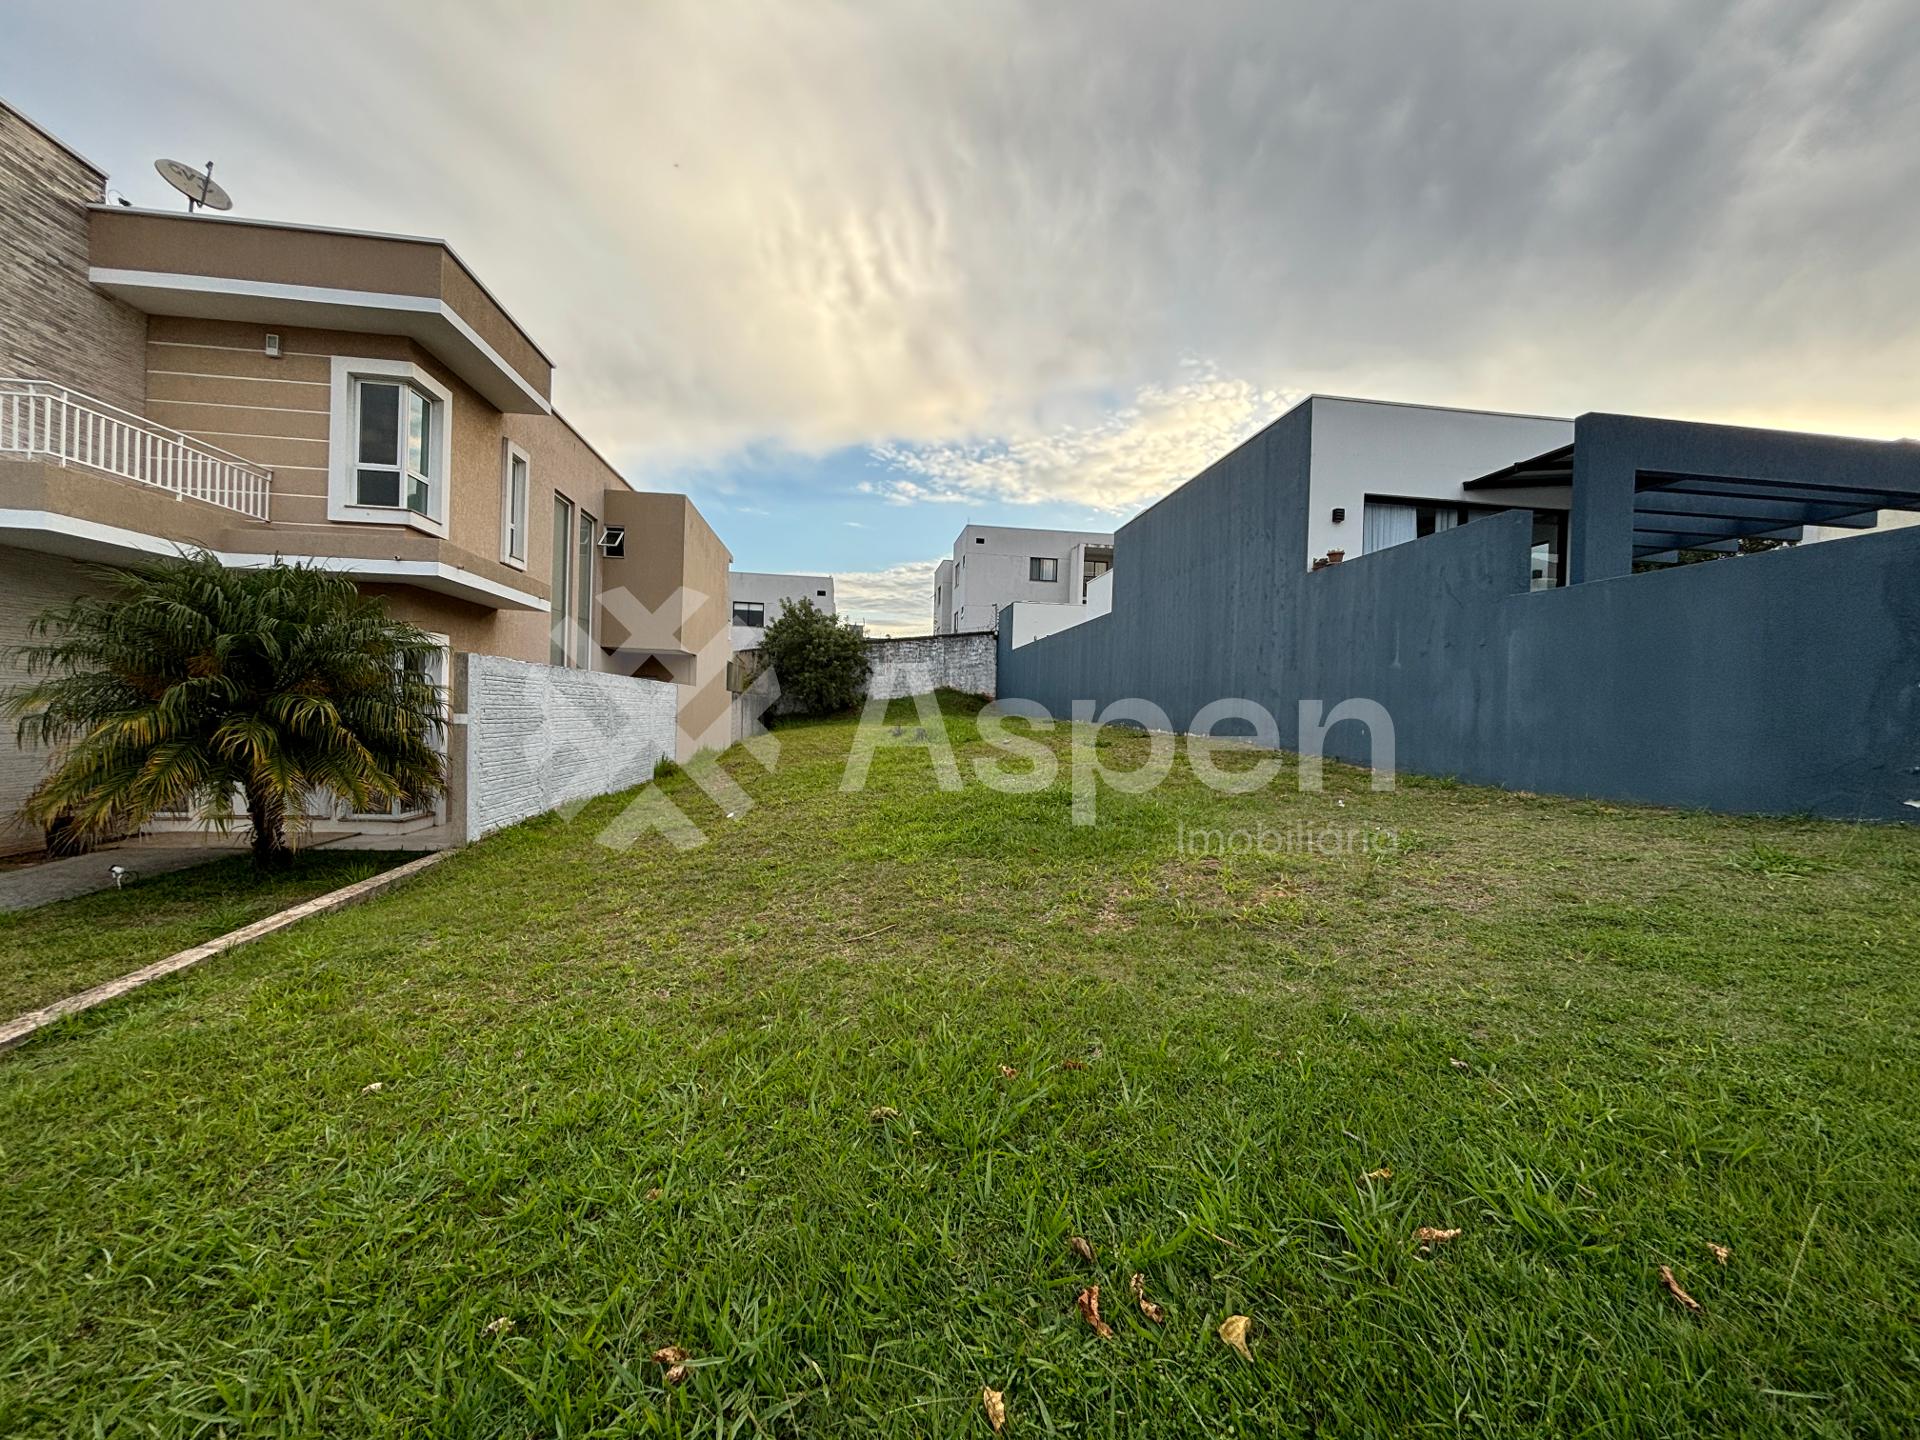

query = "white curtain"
[1362, 502, 1418, 554]
[1430, 507, 1460, 533]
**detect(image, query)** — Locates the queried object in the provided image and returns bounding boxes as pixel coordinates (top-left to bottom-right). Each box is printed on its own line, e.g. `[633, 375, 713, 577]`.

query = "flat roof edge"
[89, 205, 557, 368]
[1308, 393, 1575, 425]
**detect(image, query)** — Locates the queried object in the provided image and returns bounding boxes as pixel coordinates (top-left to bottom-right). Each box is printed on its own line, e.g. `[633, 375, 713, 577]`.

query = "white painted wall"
[1802, 511, 1920, 545]
[933, 558, 955, 633]
[938, 523, 1113, 633]
[462, 653, 677, 839]
[730, 570, 834, 650]
[1008, 567, 1114, 647]
[1305, 397, 1573, 566]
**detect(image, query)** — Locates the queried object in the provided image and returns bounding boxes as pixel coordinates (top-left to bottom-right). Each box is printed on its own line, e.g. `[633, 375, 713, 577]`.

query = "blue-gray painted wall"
[997, 402, 1920, 823]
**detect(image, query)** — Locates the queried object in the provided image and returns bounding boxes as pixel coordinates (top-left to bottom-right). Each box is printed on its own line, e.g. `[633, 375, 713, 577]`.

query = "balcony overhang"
[88, 209, 553, 415]
[0, 504, 548, 612]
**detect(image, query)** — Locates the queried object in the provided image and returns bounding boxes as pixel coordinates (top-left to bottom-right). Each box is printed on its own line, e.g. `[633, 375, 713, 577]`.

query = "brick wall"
[0, 546, 114, 853]
[0, 101, 148, 413]
[460, 653, 676, 839]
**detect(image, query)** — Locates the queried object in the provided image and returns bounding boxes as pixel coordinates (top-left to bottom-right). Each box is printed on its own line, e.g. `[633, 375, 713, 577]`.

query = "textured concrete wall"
[0, 547, 115, 853]
[0, 102, 148, 413]
[998, 404, 1920, 823]
[461, 653, 675, 839]
[866, 632, 997, 701]
[743, 631, 997, 716]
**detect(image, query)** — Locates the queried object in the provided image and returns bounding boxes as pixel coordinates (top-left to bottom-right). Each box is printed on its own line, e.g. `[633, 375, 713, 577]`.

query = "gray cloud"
[833, 559, 942, 636]
[12, 0, 1919, 502]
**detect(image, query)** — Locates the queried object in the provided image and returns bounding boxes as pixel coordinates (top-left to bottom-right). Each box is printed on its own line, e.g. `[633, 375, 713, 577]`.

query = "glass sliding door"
[551, 495, 574, 665]
[575, 510, 596, 668]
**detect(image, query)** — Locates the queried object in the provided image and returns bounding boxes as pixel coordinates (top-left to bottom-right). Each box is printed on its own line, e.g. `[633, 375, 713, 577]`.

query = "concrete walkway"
[0, 837, 247, 913]
[1, 850, 452, 1050]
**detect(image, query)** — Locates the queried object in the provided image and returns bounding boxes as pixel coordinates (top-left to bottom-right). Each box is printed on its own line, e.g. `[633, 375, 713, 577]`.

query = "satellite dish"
[154, 158, 233, 213]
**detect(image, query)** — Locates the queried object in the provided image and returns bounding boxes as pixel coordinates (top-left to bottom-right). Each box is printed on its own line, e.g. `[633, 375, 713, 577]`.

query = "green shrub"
[756, 599, 871, 715]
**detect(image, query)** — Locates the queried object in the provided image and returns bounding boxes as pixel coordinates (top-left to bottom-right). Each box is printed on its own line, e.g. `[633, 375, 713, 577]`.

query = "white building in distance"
[731, 570, 835, 650]
[933, 524, 1114, 635]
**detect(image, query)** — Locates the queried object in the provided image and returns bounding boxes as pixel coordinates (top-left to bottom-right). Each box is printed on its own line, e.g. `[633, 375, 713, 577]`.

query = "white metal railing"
[0, 378, 272, 521]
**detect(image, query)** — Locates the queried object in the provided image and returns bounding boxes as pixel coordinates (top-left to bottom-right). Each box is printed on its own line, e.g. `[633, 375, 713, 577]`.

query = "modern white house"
[991, 398, 1572, 650]
[730, 570, 835, 650]
[1300, 396, 1575, 586]
[932, 524, 1113, 635]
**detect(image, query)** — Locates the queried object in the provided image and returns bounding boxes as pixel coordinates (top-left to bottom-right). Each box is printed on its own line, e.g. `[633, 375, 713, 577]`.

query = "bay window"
[328, 356, 451, 534]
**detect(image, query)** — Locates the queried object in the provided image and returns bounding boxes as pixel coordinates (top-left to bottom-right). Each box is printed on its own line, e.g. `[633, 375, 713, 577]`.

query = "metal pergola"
[1463, 443, 1913, 563]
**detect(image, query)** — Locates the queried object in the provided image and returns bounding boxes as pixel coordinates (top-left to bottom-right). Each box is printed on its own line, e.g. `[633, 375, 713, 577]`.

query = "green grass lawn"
[2, 694, 1917, 1437]
[0, 849, 410, 1017]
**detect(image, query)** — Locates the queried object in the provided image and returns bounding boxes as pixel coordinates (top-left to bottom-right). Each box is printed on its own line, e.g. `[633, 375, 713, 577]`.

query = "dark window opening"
[1030, 556, 1058, 582]
[732, 601, 765, 627]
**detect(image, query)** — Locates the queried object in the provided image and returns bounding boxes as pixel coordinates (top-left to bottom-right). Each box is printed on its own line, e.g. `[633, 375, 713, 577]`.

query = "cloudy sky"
[7, 1, 1917, 630]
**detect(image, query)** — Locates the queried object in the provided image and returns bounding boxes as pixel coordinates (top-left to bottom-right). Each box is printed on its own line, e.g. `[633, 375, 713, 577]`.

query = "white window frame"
[550, 493, 574, 666]
[572, 508, 597, 668]
[501, 440, 530, 568]
[328, 356, 452, 537]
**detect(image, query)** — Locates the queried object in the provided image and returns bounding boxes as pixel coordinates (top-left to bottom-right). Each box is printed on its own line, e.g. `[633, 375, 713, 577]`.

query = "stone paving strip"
[0, 850, 454, 1053]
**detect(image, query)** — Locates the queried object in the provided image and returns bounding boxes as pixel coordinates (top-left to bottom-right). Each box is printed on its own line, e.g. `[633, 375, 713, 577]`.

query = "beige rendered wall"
[89, 208, 552, 402]
[598, 491, 733, 757]
[0, 100, 148, 414]
[141, 316, 634, 638]
[0, 546, 116, 853]
[143, 315, 533, 582]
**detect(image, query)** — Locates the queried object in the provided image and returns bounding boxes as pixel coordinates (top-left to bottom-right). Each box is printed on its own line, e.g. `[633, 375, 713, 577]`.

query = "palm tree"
[7, 552, 447, 867]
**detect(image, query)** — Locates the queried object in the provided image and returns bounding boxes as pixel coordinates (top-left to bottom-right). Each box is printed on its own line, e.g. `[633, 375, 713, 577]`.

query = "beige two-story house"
[1, 97, 732, 852]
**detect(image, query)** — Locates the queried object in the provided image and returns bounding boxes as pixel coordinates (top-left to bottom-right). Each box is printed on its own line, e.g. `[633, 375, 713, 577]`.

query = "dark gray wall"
[998, 404, 1920, 823]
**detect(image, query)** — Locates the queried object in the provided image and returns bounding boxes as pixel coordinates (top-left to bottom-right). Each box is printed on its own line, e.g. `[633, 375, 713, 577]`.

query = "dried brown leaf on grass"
[998, 1064, 1019, 1079]
[1068, 1235, 1096, 1264]
[982, 1386, 1007, 1432]
[652, 1346, 692, 1386]
[483, 1316, 513, 1336]
[1059, 1058, 1088, 1070]
[1077, 1285, 1113, 1338]
[359, 1081, 385, 1095]
[1219, 1314, 1253, 1361]
[868, 1105, 899, 1122]
[1129, 1272, 1165, 1323]
[1659, 1265, 1703, 1314]
[1361, 1166, 1393, 1182]
[1415, 1226, 1462, 1250]
[1708, 1243, 1731, 1265]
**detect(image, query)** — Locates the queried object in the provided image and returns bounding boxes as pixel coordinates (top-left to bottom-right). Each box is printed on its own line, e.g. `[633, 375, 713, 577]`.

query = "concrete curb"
[0, 849, 454, 1054]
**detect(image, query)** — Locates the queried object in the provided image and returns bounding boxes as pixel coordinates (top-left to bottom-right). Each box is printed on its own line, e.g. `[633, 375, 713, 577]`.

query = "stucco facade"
[729, 570, 834, 650]
[0, 92, 732, 849]
[999, 398, 1920, 823]
[934, 523, 1113, 634]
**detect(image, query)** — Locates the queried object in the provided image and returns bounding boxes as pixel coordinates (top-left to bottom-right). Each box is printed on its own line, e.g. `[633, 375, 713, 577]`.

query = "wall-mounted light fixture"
[1331, 506, 1346, 524]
